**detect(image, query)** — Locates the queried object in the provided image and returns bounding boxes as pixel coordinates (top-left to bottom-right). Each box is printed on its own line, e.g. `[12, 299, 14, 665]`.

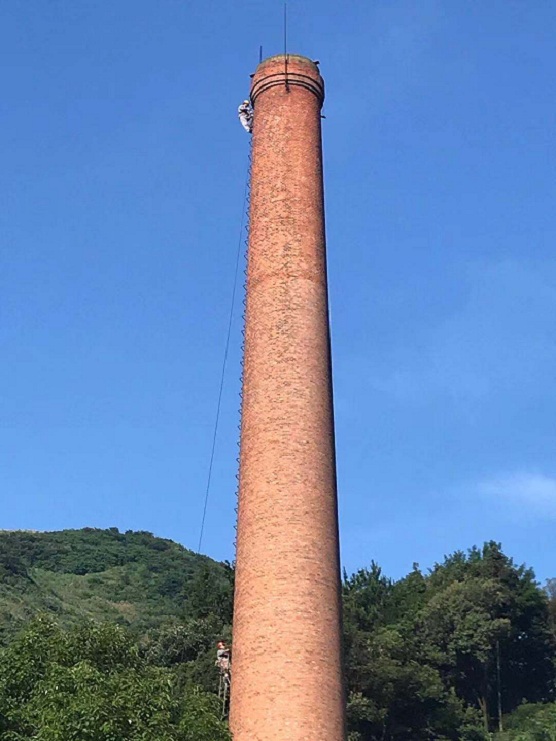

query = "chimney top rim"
[256, 53, 319, 71]
[250, 53, 324, 106]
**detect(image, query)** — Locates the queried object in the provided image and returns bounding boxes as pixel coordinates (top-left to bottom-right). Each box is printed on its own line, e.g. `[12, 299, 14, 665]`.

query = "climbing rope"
[197, 144, 252, 554]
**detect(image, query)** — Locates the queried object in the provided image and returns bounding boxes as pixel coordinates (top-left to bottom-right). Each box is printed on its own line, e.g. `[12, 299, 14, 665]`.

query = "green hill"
[1, 530, 555, 739]
[0, 527, 229, 644]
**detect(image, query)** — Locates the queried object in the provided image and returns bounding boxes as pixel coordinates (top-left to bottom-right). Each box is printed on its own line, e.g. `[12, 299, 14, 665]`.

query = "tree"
[418, 576, 511, 732]
[184, 562, 234, 625]
[422, 543, 555, 731]
[496, 702, 556, 741]
[343, 564, 486, 739]
[545, 579, 556, 639]
[343, 544, 554, 738]
[0, 617, 230, 741]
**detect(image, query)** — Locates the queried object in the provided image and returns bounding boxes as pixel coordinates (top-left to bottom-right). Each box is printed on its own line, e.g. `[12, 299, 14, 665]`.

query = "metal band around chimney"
[251, 71, 325, 107]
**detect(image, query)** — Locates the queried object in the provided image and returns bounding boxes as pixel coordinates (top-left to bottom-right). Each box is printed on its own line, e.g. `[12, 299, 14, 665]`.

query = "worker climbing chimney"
[231, 54, 346, 740]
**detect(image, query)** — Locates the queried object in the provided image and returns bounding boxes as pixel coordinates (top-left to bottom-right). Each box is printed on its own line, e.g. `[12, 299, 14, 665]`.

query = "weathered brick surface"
[230, 55, 346, 740]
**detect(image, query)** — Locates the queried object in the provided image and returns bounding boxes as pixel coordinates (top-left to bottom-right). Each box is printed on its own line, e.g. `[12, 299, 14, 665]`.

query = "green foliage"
[0, 530, 233, 739]
[495, 703, 556, 740]
[0, 529, 229, 643]
[1, 529, 554, 740]
[0, 618, 230, 741]
[343, 542, 555, 739]
[184, 562, 234, 624]
[180, 689, 231, 741]
[546, 580, 556, 640]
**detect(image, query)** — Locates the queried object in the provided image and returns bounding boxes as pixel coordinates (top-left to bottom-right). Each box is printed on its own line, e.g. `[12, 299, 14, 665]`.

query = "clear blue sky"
[2, 1, 555, 583]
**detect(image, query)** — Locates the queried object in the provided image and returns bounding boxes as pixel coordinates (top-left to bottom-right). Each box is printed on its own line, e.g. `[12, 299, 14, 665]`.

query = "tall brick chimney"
[230, 54, 345, 740]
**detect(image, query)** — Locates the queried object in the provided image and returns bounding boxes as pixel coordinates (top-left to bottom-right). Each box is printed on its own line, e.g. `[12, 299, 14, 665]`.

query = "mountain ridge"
[0, 526, 228, 644]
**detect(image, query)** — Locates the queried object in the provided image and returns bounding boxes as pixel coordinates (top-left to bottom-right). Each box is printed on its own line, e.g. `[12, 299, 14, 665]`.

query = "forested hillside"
[344, 544, 556, 740]
[0, 529, 555, 740]
[0, 528, 231, 644]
